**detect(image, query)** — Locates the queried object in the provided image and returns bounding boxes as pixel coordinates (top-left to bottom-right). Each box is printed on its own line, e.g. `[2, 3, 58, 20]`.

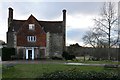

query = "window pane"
[27, 36, 36, 42]
[29, 24, 35, 30]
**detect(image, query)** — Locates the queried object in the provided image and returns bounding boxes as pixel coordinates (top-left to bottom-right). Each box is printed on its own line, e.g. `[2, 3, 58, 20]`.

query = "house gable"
[17, 14, 46, 47]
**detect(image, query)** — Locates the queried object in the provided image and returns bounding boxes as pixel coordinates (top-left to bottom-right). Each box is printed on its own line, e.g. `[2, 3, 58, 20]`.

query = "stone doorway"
[28, 50, 32, 60]
[26, 47, 34, 60]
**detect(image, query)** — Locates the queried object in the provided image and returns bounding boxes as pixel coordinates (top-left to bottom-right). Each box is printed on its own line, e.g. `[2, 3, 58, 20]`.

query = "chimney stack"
[63, 9, 66, 25]
[8, 7, 13, 28]
[62, 9, 66, 51]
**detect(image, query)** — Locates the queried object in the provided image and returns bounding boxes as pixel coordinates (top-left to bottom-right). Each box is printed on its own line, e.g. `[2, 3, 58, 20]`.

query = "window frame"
[27, 36, 36, 42]
[29, 24, 35, 30]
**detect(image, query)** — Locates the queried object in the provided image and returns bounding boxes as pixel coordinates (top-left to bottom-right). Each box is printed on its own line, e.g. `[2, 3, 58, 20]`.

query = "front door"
[28, 50, 32, 60]
[26, 48, 35, 60]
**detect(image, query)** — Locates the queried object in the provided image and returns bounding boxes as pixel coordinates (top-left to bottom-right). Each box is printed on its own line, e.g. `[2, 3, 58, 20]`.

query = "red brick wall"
[17, 16, 46, 47]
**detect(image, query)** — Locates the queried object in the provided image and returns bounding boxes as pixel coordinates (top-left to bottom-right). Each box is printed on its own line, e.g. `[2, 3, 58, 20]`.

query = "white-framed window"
[27, 36, 36, 42]
[29, 24, 35, 30]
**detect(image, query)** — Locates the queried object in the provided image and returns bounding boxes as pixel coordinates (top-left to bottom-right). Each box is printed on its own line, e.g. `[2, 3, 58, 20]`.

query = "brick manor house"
[7, 7, 66, 60]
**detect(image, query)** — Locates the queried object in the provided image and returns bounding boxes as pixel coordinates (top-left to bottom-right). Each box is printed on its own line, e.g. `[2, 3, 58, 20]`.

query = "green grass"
[2, 63, 119, 78]
[67, 59, 119, 65]
[83, 61, 119, 64]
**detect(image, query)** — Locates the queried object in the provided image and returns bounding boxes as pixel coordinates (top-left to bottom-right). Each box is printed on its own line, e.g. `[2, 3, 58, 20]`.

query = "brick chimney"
[63, 9, 66, 25]
[62, 9, 66, 51]
[8, 7, 13, 28]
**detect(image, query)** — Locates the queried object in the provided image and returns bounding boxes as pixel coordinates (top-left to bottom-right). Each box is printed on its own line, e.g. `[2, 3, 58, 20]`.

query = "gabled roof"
[8, 15, 63, 33]
[8, 20, 25, 32]
[39, 21, 63, 33]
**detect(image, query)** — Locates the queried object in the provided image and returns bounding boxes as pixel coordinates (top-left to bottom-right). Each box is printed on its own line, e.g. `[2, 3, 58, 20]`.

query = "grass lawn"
[83, 61, 119, 64]
[2, 63, 120, 79]
[67, 59, 119, 65]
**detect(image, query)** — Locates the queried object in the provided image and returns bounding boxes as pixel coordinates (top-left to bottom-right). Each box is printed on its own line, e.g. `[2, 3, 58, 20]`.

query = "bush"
[36, 70, 119, 80]
[51, 56, 63, 60]
[62, 51, 69, 58]
[62, 51, 76, 60]
[2, 47, 15, 61]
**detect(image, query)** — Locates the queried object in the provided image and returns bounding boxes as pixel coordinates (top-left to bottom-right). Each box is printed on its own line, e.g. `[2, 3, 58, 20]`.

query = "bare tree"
[83, 2, 118, 60]
[94, 2, 118, 47]
[83, 30, 98, 48]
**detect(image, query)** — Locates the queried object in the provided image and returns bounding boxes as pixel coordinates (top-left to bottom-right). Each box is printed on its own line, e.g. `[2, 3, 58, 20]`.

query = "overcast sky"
[0, 1, 118, 46]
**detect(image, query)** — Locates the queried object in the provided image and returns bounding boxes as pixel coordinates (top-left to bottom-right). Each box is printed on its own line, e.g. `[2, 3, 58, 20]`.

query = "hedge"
[36, 70, 119, 80]
[2, 47, 15, 61]
[62, 51, 75, 60]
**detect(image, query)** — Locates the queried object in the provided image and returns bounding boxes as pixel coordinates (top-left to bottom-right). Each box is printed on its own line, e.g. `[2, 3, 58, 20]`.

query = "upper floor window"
[27, 36, 36, 42]
[29, 24, 35, 30]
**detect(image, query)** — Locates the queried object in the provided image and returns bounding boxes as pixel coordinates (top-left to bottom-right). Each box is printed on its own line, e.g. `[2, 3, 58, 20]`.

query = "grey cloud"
[37, 2, 104, 19]
[67, 28, 87, 43]
[1, 2, 103, 20]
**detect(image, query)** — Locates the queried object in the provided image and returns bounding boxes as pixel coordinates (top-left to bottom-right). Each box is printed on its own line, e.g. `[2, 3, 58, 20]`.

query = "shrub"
[2, 47, 15, 61]
[62, 51, 76, 60]
[51, 56, 63, 60]
[36, 70, 119, 80]
[62, 51, 69, 58]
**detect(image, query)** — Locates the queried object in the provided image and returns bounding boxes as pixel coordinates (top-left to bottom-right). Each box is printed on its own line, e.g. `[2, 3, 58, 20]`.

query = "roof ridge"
[39, 20, 63, 22]
[13, 19, 63, 23]
[13, 19, 26, 21]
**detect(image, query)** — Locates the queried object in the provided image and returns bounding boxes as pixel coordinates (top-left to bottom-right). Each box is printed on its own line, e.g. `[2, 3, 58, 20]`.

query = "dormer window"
[29, 24, 35, 30]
